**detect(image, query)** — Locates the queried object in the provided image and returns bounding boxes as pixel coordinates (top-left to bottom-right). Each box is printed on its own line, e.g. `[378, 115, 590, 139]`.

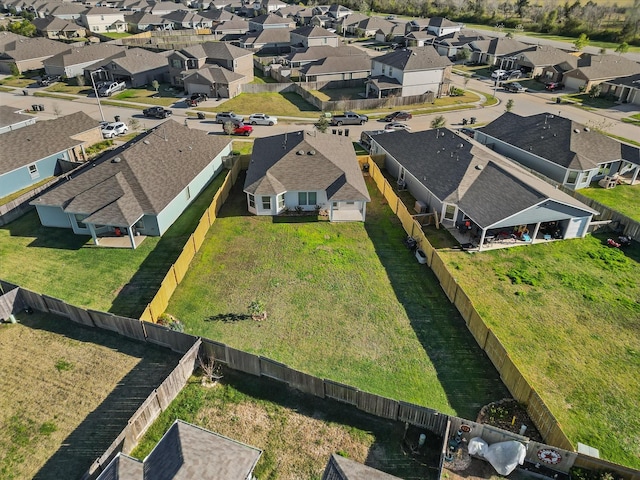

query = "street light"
[493, 55, 517, 97]
[90, 68, 106, 122]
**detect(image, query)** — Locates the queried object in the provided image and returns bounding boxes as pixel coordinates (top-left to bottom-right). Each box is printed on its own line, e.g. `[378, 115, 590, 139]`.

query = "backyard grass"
[165, 175, 508, 419]
[0, 171, 228, 317]
[438, 235, 640, 469]
[578, 184, 640, 222]
[250, 68, 278, 83]
[112, 85, 178, 106]
[0, 177, 53, 206]
[197, 92, 321, 118]
[100, 32, 132, 39]
[131, 370, 440, 480]
[310, 86, 364, 101]
[0, 311, 179, 479]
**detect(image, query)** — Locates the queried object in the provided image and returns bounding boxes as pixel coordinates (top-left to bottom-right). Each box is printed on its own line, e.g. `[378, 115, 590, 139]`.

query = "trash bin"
[470, 117, 476, 124]
[32, 104, 39, 111]
[114, 115, 121, 122]
[362, 163, 370, 173]
[23, 90, 28, 96]
[38, 104, 45, 112]
[462, 118, 468, 125]
[197, 112, 205, 120]
[332, 129, 337, 135]
[556, 97, 561, 104]
[344, 128, 350, 137]
[338, 129, 343, 136]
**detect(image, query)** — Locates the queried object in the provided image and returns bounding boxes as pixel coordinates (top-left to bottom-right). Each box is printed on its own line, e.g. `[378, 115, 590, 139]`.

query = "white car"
[491, 69, 508, 79]
[101, 121, 128, 138]
[248, 113, 278, 126]
[385, 122, 411, 131]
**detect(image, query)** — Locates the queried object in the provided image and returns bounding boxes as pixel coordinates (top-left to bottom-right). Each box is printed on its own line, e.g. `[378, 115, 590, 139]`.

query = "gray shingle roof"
[374, 46, 451, 71]
[181, 41, 250, 61]
[96, 453, 143, 480]
[244, 130, 370, 202]
[87, 47, 168, 75]
[429, 16, 459, 28]
[0, 111, 96, 176]
[470, 37, 531, 57]
[0, 33, 70, 62]
[44, 43, 125, 68]
[325, 453, 403, 479]
[299, 55, 370, 75]
[291, 25, 336, 38]
[32, 121, 231, 225]
[606, 72, 640, 88]
[183, 64, 244, 84]
[0, 105, 34, 130]
[241, 28, 290, 45]
[570, 53, 640, 81]
[479, 112, 640, 170]
[517, 45, 578, 68]
[250, 12, 291, 25]
[371, 128, 596, 227]
[33, 16, 86, 33]
[286, 45, 364, 63]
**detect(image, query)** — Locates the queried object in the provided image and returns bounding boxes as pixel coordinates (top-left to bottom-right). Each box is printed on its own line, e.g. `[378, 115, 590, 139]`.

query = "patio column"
[478, 229, 486, 251]
[631, 165, 640, 184]
[128, 227, 136, 250]
[88, 224, 99, 246]
[532, 222, 541, 241]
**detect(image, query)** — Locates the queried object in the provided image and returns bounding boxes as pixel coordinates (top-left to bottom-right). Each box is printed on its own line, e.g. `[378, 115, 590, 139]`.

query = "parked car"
[249, 113, 278, 126]
[385, 122, 411, 131]
[142, 106, 173, 118]
[187, 93, 208, 106]
[224, 122, 253, 136]
[503, 82, 526, 93]
[506, 70, 522, 79]
[98, 81, 126, 97]
[383, 111, 412, 122]
[545, 82, 564, 91]
[216, 111, 244, 124]
[331, 111, 368, 126]
[38, 74, 61, 87]
[101, 121, 128, 138]
[491, 69, 508, 79]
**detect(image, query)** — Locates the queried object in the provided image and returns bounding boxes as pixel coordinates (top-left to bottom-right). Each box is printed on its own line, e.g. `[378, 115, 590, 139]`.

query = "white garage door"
[564, 76, 584, 91]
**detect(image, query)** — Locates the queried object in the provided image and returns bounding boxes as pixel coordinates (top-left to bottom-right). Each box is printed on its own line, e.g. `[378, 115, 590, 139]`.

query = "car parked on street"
[143, 106, 172, 118]
[216, 111, 244, 124]
[249, 113, 278, 126]
[224, 122, 253, 136]
[503, 82, 527, 93]
[385, 122, 411, 131]
[101, 121, 128, 138]
[545, 81, 564, 91]
[383, 111, 412, 122]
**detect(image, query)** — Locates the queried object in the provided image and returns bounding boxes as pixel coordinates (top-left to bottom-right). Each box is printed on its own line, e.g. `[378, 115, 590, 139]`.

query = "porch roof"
[367, 75, 401, 90]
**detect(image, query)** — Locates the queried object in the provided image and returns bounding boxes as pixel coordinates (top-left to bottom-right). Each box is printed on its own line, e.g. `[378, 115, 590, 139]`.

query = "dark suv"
[188, 93, 208, 106]
[38, 75, 61, 86]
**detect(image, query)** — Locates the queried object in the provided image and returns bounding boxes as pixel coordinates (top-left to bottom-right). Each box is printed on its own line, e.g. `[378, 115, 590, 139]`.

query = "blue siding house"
[32, 121, 232, 249]
[0, 111, 100, 199]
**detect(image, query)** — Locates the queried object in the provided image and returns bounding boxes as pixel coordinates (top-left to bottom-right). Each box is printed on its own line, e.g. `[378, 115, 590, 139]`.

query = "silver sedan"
[249, 113, 278, 126]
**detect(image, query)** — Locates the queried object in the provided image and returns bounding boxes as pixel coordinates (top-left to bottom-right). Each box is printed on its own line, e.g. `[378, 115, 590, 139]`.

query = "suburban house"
[475, 112, 640, 190]
[431, 30, 486, 58]
[310, 14, 333, 28]
[0, 31, 70, 74]
[182, 64, 245, 97]
[162, 10, 213, 29]
[404, 30, 437, 48]
[244, 130, 370, 222]
[366, 46, 452, 98]
[46, 2, 89, 20]
[601, 72, 640, 106]
[351, 16, 394, 37]
[0, 105, 37, 135]
[32, 121, 233, 249]
[425, 17, 463, 37]
[275, 4, 306, 19]
[326, 3, 352, 19]
[85, 47, 170, 87]
[0, 112, 101, 198]
[262, 0, 287, 13]
[167, 41, 253, 90]
[97, 420, 262, 480]
[213, 18, 250, 40]
[374, 23, 405, 44]
[299, 54, 371, 82]
[468, 37, 532, 67]
[322, 453, 402, 480]
[560, 53, 640, 91]
[80, 6, 127, 33]
[237, 28, 291, 52]
[148, 1, 184, 16]
[514, 44, 578, 79]
[125, 12, 173, 32]
[286, 45, 365, 68]
[44, 43, 125, 78]
[292, 7, 315, 26]
[248, 12, 295, 30]
[290, 25, 339, 49]
[369, 129, 599, 249]
[32, 16, 87, 39]
[334, 12, 367, 34]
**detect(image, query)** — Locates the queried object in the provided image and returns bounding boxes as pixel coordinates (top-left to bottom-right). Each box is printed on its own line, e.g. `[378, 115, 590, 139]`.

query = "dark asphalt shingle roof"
[44, 43, 125, 68]
[286, 45, 364, 63]
[479, 112, 640, 170]
[181, 41, 251, 61]
[33, 121, 231, 225]
[374, 46, 451, 71]
[299, 55, 370, 75]
[0, 105, 34, 130]
[96, 453, 143, 480]
[0, 111, 96, 176]
[291, 25, 336, 38]
[470, 37, 531, 57]
[570, 53, 640, 81]
[605, 72, 640, 88]
[183, 65, 244, 84]
[371, 128, 596, 227]
[87, 47, 168, 74]
[244, 130, 370, 202]
[0, 32, 70, 62]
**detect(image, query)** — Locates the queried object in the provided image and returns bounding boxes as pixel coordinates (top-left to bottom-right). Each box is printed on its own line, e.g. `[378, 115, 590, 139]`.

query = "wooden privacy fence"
[366, 160, 576, 452]
[140, 159, 241, 323]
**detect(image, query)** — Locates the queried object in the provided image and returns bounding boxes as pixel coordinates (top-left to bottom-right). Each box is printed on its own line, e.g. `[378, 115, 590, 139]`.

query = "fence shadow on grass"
[362, 178, 508, 420]
[16, 314, 181, 480]
[2, 210, 90, 250]
[215, 170, 252, 219]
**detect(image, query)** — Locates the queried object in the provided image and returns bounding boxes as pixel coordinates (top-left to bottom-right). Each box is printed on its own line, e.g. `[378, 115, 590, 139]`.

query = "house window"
[262, 196, 271, 210]
[566, 171, 578, 184]
[74, 213, 87, 229]
[277, 194, 285, 210]
[444, 204, 456, 220]
[171, 59, 182, 68]
[580, 171, 589, 184]
[28, 164, 39, 179]
[389, 67, 393, 76]
[597, 163, 611, 176]
[382, 65, 386, 75]
[248, 194, 255, 208]
[298, 191, 316, 205]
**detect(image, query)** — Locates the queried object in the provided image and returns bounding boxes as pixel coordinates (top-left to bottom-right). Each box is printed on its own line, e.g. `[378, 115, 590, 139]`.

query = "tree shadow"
[15, 312, 181, 480]
[363, 178, 508, 420]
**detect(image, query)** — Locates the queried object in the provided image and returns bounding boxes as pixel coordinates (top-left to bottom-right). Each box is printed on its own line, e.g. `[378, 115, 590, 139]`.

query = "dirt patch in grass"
[0, 311, 180, 479]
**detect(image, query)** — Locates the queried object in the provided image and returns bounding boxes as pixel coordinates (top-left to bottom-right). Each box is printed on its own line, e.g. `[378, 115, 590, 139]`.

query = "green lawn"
[165, 175, 508, 419]
[0, 172, 228, 317]
[250, 68, 278, 83]
[578, 184, 640, 221]
[197, 92, 321, 118]
[310, 87, 364, 101]
[562, 93, 618, 109]
[112, 85, 178, 106]
[100, 32, 132, 39]
[0, 76, 35, 88]
[131, 371, 438, 480]
[438, 235, 640, 469]
[621, 113, 640, 126]
[44, 83, 93, 95]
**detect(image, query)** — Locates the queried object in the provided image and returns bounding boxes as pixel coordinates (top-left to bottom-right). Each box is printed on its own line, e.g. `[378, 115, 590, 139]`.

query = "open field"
[0, 311, 179, 479]
[132, 370, 440, 480]
[0, 170, 228, 317]
[578, 184, 640, 222]
[165, 174, 508, 419]
[438, 234, 640, 468]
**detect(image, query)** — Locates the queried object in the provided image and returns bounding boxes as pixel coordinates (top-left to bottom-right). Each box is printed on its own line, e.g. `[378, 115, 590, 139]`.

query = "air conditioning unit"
[414, 200, 427, 213]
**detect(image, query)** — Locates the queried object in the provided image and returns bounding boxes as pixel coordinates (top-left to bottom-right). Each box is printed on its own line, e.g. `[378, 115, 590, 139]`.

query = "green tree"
[505, 99, 514, 112]
[573, 33, 589, 51]
[316, 114, 329, 133]
[75, 75, 86, 87]
[9, 63, 19, 76]
[430, 115, 446, 129]
[8, 19, 36, 37]
[516, 0, 529, 17]
[456, 48, 470, 64]
[151, 79, 159, 92]
[588, 84, 602, 99]
[615, 42, 629, 55]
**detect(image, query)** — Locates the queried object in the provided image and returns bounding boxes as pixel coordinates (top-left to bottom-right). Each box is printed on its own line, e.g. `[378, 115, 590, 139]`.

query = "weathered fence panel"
[453, 286, 475, 324]
[65, 304, 95, 327]
[466, 310, 489, 348]
[193, 214, 209, 251]
[111, 314, 147, 342]
[324, 380, 358, 406]
[143, 322, 198, 353]
[483, 331, 508, 372]
[398, 402, 448, 435]
[42, 294, 71, 317]
[19, 287, 49, 312]
[0, 287, 21, 320]
[88, 309, 120, 333]
[260, 357, 289, 383]
[499, 355, 532, 404]
[227, 347, 261, 376]
[128, 391, 162, 441]
[574, 454, 640, 480]
[286, 367, 325, 398]
[200, 338, 228, 364]
[356, 391, 399, 420]
[527, 390, 573, 450]
[430, 253, 457, 302]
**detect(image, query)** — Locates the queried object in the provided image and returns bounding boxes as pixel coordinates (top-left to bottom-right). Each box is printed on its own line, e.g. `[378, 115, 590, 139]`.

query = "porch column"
[80, 144, 87, 161]
[88, 224, 99, 246]
[478, 229, 486, 251]
[361, 202, 367, 222]
[128, 227, 136, 249]
[532, 222, 541, 241]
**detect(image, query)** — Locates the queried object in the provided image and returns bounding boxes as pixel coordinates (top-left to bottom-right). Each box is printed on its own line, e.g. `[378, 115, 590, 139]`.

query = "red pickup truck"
[224, 122, 253, 136]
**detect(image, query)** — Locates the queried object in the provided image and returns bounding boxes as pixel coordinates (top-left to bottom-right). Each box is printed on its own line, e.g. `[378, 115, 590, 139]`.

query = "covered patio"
[365, 75, 402, 98]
